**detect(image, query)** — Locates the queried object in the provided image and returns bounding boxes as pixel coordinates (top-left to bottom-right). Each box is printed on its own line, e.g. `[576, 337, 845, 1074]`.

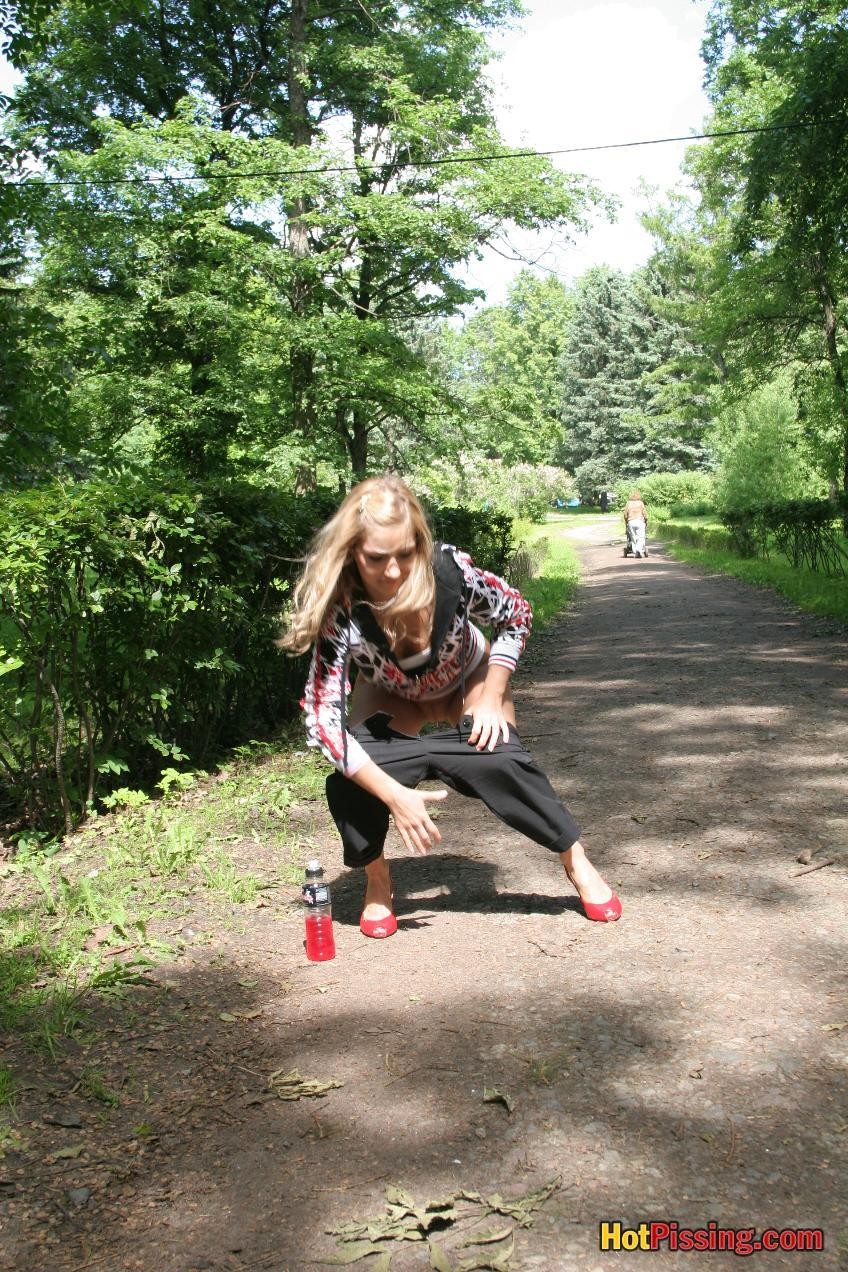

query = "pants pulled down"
[326, 713, 581, 869]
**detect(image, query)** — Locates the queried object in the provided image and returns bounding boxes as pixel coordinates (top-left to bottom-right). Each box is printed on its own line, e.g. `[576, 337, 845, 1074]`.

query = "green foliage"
[0, 1066, 17, 1112]
[515, 524, 580, 631]
[691, 2, 848, 496]
[0, 731, 327, 1057]
[721, 498, 848, 575]
[710, 378, 826, 512]
[614, 471, 716, 516]
[560, 266, 711, 498]
[427, 505, 515, 577]
[445, 271, 575, 464]
[6, 2, 600, 482]
[413, 456, 573, 525]
[0, 476, 337, 832]
[657, 520, 734, 553]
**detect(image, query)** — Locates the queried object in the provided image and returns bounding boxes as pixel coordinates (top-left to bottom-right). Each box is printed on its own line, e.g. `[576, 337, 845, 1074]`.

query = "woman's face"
[352, 520, 417, 603]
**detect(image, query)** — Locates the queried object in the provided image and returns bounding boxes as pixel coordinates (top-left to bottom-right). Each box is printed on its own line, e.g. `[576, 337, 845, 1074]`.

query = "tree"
[447, 270, 574, 465]
[709, 371, 825, 511]
[7, 0, 600, 481]
[559, 266, 709, 497]
[691, 1, 848, 502]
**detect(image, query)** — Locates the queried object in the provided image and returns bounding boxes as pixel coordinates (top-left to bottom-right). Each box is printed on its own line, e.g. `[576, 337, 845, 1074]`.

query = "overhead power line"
[5, 117, 840, 190]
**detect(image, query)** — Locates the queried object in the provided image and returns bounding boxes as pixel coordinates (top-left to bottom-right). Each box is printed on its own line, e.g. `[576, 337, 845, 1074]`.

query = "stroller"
[623, 518, 648, 558]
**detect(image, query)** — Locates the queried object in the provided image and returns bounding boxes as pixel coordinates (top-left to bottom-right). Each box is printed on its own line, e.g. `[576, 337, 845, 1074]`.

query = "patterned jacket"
[302, 543, 532, 775]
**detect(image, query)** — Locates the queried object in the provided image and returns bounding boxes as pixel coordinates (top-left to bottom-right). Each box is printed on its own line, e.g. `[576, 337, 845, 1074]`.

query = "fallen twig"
[528, 940, 565, 958]
[792, 859, 835, 877]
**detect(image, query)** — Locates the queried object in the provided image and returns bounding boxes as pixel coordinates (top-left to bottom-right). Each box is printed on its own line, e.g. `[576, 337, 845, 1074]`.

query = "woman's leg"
[444, 660, 617, 911]
[349, 676, 430, 735]
[347, 681, 431, 922]
[363, 852, 394, 922]
[559, 841, 616, 908]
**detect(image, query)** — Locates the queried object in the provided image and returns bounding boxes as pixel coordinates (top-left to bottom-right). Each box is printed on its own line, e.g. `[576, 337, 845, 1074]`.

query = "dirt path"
[3, 523, 848, 1271]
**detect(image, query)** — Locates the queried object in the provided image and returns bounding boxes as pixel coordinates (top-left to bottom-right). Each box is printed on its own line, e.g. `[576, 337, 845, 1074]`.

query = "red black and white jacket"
[302, 544, 532, 775]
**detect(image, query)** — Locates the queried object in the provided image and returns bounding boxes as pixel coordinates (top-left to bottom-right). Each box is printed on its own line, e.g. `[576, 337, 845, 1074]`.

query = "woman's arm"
[350, 756, 447, 854]
[465, 661, 513, 752]
[303, 613, 447, 851]
[301, 613, 370, 777]
[453, 550, 528, 751]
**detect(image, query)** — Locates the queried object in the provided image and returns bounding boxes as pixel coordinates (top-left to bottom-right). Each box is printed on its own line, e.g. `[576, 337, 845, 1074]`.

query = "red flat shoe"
[580, 892, 622, 923]
[360, 885, 397, 938]
[360, 911, 398, 938]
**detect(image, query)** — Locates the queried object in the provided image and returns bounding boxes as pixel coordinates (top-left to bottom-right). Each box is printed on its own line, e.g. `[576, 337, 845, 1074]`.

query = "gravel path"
[3, 522, 847, 1271]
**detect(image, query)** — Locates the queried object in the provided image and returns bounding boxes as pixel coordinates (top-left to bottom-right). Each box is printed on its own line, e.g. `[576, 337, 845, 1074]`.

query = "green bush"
[412, 456, 573, 524]
[615, 471, 715, 515]
[659, 521, 734, 552]
[0, 480, 516, 835]
[711, 378, 825, 512]
[428, 506, 515, 576]
[0, 478, 337, 834]
[721, 497, 848, 573]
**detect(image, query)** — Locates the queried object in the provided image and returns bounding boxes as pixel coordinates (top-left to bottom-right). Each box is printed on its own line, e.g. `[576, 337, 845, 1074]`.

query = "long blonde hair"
[281, 475, 435, 653]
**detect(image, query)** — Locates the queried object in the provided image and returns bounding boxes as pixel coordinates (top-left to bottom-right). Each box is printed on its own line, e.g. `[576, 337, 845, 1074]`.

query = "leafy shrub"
[659, 521, 734, 552]
[721, 497, 848, 573]
[671, 499, 717, 518]
[614, 471, 715, 515]
[428, 506, 515, 576]
[711, 379, 825, 512]
[412, 455, 574, 523]
[0, 477, 337, 834]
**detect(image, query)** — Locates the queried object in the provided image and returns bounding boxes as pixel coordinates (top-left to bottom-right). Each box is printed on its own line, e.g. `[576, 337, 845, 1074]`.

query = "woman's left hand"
[466, 692, 511, 752]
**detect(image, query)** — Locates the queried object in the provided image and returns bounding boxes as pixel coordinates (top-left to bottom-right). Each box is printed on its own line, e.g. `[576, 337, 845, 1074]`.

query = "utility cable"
[3, 116, 842, 190]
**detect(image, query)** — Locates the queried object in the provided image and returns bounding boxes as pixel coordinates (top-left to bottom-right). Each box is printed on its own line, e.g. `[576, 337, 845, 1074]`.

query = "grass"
[0, 733, 328, 1058]
[0, 1066, 17, 1112]
[513, 517, 581, 630]
[657, 524, 848, 626]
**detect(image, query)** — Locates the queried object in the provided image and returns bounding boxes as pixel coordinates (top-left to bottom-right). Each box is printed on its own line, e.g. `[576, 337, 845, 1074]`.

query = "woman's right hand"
[387, 785, 448, 855]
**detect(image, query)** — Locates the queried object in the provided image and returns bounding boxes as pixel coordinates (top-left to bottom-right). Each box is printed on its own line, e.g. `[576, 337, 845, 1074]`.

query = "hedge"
[656, 521, 735, 553]
[721, 497, 848, 574]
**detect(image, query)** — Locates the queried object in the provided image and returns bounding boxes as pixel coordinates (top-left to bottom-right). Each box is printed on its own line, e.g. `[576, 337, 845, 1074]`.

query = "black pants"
[326, 712, 581, 869]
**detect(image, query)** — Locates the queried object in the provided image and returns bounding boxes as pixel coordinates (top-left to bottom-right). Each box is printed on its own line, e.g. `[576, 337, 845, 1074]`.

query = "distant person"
[623, 490, 648, 558]
[281, 475, 621, 939]
[600, 490, 609, 513]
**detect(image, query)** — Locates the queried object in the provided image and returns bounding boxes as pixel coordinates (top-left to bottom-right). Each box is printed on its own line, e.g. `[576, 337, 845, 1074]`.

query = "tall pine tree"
[560, 265, 710, 496]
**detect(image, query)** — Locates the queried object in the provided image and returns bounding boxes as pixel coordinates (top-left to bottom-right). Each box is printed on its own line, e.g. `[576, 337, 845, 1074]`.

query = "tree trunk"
[287, 0, 316, 439]
[815, 264, 848, 529]
[349, 408, 369, 479]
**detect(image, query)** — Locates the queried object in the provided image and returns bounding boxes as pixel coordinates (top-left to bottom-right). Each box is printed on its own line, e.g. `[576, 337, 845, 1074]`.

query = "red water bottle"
[303, 859, 336, 962]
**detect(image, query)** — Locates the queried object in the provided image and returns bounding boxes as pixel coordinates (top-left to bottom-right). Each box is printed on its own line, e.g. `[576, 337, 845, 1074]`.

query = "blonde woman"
[282, 476, 621, 938]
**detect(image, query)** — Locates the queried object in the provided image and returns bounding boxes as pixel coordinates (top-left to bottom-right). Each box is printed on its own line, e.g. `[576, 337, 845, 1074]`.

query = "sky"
[1, 0, 713, 306]
[468, 0, 713, 304]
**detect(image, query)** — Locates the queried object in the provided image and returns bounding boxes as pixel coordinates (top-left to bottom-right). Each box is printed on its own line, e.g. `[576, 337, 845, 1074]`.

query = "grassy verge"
[0, 733, 327, 1064]
[660, 538, 848, 625]
[513, 517, 581, 629]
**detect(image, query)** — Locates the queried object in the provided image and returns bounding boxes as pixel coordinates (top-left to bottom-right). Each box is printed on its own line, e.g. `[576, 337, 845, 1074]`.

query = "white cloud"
[463, 0, 712, 305]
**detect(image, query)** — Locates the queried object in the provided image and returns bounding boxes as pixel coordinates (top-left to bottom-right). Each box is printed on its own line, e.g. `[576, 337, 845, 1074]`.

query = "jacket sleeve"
[301, 609, 369, 777]
[453, 548, 532, 672]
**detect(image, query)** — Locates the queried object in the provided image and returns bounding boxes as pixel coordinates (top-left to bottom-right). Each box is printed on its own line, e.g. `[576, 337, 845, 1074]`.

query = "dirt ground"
[2, 521, 848, 1271]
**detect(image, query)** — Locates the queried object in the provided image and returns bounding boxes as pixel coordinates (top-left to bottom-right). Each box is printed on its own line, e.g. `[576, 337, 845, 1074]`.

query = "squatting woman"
[281, 475, 621, 937]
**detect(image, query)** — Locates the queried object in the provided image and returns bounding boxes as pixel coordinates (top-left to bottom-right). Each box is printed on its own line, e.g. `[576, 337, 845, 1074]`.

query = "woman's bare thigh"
[349, 649, 518, 735]
[348, 676, 429, 735]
